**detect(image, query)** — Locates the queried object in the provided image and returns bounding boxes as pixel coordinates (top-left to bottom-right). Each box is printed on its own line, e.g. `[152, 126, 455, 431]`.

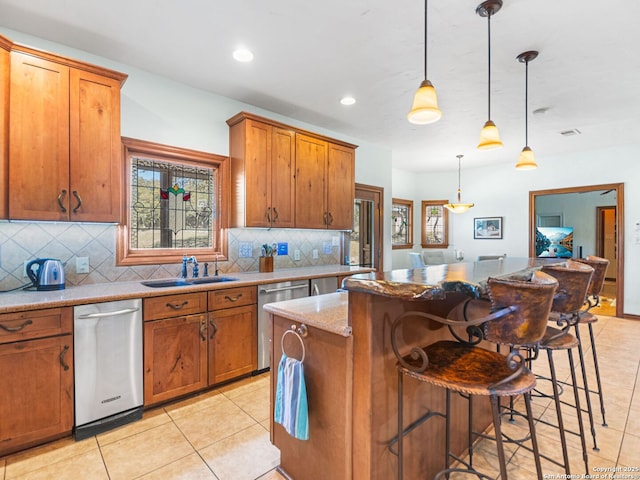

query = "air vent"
[560, 129, 582, 136]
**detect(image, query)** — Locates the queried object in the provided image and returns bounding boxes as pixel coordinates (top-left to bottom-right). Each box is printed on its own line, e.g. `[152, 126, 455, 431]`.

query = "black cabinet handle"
[0, 319, 33, 332]
[224, 294, 243, 303]
[72, 190, 83, 213]
[57, 189, 67, 212]
[209, 318, 218, 339]
[200, 319, 207, 341]
[59, 345, 70, 371]
[166, 301, 189, 310]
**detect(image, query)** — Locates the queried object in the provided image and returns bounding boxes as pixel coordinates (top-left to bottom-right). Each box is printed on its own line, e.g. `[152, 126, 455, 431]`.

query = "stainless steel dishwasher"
[73, 298, 143, 440]
[257, 280, 309, 371]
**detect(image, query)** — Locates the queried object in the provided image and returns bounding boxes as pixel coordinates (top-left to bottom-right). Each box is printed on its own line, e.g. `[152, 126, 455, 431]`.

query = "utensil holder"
[259, 256, 274, 272]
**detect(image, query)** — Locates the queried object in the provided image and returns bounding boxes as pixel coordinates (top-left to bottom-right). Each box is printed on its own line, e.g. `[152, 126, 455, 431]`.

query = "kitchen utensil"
[26, 258, 66, 291]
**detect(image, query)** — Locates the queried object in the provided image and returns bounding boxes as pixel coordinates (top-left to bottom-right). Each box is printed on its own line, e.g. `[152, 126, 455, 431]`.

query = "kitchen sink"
[141, 277, 238, 288]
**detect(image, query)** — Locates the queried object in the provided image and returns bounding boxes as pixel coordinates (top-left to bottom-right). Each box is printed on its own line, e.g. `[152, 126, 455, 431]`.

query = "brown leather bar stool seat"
[392, 271, 558, 480]
[573, 255, 610, 428]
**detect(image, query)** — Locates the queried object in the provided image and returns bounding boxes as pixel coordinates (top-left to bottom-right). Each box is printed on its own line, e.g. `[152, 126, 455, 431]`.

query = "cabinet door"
[0, 335, 73, 456]
[208, 305, 257, 385]
[69, 68, 122, 222]
[295, 134, 328, 229]
[326, 143, 355, 230]
[243, 119, 272, 227]
[0, 38, 10, 219]
[270, 127, 295, 228]
[9, 52, 70, 221]
[143, 314, 208, 406]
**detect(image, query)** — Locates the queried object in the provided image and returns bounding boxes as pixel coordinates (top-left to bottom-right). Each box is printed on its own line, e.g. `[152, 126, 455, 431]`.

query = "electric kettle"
[26, 258, 66, 291]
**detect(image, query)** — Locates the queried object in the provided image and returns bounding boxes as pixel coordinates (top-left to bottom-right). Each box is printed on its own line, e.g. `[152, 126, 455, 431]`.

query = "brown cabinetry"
[208, 285, 257, 384]
[227, 112, 356, 230]
[8, 45, 127, 222]
[228, 115, 296, 228]
[0, 35, 11, 219]
[143, 292, 208, 406]
[0, 308, 74, 456]
[143, 286, 257, 405]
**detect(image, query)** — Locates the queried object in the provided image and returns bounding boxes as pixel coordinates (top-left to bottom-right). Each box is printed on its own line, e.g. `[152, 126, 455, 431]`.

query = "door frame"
[354, 183, 384, 272]
[529, 183, 624, 317]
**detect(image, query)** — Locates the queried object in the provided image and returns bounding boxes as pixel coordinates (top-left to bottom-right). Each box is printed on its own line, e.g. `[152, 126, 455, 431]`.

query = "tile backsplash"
[0, 221, 345, 291]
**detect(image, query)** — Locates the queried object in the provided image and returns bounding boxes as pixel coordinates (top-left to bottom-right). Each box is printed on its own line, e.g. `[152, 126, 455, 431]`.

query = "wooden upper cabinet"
[8, 45, 126, 222]
[327, 143, 355, 230]
[295, 134, 328, 229]
[0, 35, 11, 219]
[228, 111, 356, 231]
[228, 114, 295, 228]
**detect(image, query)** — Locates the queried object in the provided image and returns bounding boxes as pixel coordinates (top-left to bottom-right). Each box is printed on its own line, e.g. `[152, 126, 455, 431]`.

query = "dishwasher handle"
[259, 284, 308, 294]
[77, 307, 141, 319]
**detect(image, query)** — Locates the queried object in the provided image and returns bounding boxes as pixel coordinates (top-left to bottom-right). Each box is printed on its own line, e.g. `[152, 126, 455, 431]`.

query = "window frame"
[116, 137, 229, 266]
[391, 198, 413, 249]
[421, 200, 449, 249]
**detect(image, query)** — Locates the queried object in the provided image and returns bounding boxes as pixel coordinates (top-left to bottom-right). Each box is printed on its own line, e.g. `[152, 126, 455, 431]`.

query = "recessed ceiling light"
[233, 48, 254, 63]
[340, 96, 356, 106]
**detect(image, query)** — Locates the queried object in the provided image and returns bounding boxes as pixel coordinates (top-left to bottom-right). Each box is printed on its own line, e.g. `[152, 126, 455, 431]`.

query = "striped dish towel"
[274, 353, 309, 440]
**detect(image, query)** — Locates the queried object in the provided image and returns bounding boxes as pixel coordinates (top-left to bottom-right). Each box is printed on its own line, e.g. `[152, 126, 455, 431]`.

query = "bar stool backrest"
[574, 256, 609, 297]
[484, 271, 558, 347]
[541, 260, 594, 314]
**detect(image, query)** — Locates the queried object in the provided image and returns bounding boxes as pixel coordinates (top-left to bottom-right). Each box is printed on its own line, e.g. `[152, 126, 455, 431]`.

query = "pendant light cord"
[424, 0, 428, 80]
[487, 12, 492, 121]
[456, 155, 463, 202]
[524, 59, 529, 146]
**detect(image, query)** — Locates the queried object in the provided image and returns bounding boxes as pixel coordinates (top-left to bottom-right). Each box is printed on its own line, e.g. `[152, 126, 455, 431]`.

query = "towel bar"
[282, 324, 307, 362]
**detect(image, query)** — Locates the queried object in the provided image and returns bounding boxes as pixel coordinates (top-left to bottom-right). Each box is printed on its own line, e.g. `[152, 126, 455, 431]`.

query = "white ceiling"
[1, 0, 639, 172]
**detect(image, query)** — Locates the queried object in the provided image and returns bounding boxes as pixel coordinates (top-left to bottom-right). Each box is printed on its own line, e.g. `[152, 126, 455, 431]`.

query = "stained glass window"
[392, 198, 413, 249]
[421, 200, 449, 248]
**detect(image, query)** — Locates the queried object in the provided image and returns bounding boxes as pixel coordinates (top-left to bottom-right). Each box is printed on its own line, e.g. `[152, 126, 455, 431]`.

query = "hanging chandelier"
[407, 0, 442, 125]
[444, 155, 474, 213]
[476, 0, 503, 150]
[515, 50, 539, 170]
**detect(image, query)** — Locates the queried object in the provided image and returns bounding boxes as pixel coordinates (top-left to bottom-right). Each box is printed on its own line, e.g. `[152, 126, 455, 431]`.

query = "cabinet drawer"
[0, 308, 72, 344]
[143, 292, 207, 321]
[208, 286, 257, 310]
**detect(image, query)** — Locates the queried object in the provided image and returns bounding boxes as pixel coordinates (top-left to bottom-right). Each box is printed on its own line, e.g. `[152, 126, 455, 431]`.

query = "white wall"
[392, 145, 640, 316]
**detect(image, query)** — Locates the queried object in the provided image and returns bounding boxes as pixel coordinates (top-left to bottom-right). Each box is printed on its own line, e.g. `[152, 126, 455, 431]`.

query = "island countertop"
[263, 290, 350, 337]
[343, 257, 565, 301]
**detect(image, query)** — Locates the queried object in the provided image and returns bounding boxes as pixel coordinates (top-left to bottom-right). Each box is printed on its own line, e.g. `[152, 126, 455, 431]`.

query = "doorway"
[349, 184, 383, 272]
[529, 183, 624, 317]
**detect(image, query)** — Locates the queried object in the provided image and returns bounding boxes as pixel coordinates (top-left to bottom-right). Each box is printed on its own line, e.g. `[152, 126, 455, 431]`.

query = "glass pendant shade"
[516, 146, 537, 170]
[408, 80, 442, 125]
[477, 120, 503, 149]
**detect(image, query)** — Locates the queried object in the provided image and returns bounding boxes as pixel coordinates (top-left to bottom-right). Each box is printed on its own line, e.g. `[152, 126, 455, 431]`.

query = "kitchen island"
[266, 258, 563, 479]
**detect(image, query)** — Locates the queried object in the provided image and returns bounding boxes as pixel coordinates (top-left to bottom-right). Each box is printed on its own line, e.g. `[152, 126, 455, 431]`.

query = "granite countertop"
[343, 257, 566, 301]
[263, 291, 350, 337]
[0, 265, 371, 314]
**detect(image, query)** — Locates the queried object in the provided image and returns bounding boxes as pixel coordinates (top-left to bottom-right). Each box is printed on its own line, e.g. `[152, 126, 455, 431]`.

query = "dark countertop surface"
[344, 257, 566, 301]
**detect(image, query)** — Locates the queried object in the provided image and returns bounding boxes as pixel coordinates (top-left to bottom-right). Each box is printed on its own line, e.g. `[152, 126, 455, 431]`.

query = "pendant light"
[515, 50, 539, 170]
[476, 0, 503, 149]
[408, 0, 442, 124]
[444, 155, 474, 214]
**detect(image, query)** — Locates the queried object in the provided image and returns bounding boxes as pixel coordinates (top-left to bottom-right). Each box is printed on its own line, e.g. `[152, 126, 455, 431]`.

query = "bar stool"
[532, 260, 594, 472]
[572, 256, 610, 429]
[392, 271, 558, 480]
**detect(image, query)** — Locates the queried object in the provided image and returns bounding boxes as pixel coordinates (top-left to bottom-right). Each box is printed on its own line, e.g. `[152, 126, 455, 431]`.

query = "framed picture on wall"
[474, 217, 503, 239]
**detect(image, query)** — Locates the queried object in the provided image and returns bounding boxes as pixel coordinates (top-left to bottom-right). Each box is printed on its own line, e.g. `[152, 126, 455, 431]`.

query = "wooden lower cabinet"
[143, 314, 208, 406]
[143, 286, 258, 406]
[208, 304, 257, 385]
[0, 308, 73, 456]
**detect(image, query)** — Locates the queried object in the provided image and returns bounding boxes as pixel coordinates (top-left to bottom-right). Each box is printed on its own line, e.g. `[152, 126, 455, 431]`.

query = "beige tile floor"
[0, 314, 638, 479]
